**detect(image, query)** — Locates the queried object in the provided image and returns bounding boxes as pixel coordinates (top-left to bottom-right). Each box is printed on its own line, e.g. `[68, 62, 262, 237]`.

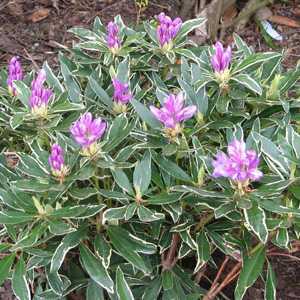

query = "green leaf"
[89, 77, 113, 108]
[17, 153, 49, 179]
[11, 225, 46, 251]
[0, 253, 16, 286]
[174, 18, 206, 44]
[116, 267, 134, 300]
[10, 113, 26, 130]
[244, 202, 268, 243]
[94, 235, 112, 269]
[131, 98, 161, 129]
[51, 98, 84, 113]
[162, 270, 173, 290]
[48, 220, 75, 236]
[111, 169, 134, 195]
[13, 179, 64, 193]
[142, 278, 162, 300]
[194, 231, 210, 273]
[12, 257, 31, 300]
[50, 228, 87, 273]
[133, 151, 151, 195]
[172, 185, 229, 199]
[143, 22, 158, 45]
[103, 206, 127, 222]
[46, 269, 70, 296]
[233, 33, 253, 56]
[265, 262, 276, 300]
[13, 81, 31, 108]
[279, 68, 300, 94]
[232, 52, 281, 75]
[48, 205, 105, 219]
[146, 193, 182, 205]
[69, 187, 98, 200]
[59, 53, 81, 103]
[68, 27, 101, 40]
[103, 114, 135, 152]
[231, 74, 262, 95]
[235, 246, 266, 300]
[86, 280, 105, 300]
[117, 57, 130, 83]
[43, 61, 65, 94]
[274, 227, 289, 248]
[79, 244, 114, 294]
[152, 153, 191, 182]
[107, 226, 156, 274]
[0, 211, 34, 225]
[259, 199, 300, 216]
[137, 206, 164, 222]
[254, 133, 289, 176]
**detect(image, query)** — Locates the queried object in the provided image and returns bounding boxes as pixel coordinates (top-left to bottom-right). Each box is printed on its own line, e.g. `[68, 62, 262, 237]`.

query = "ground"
[0, 0, 300, 299]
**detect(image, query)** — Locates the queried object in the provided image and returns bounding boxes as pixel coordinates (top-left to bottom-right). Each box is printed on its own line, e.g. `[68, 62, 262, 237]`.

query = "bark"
[179, 0, 197, 20]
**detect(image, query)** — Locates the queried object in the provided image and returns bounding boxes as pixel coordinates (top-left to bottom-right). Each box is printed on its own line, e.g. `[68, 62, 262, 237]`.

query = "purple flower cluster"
[48, 144, 69, 182]
[7, 56, 23, 96]
[212, 139, 263, 184]
[211, 42, 232, 73]
[29, 70, 53, 117]
[156, 13, 182, 49]
[49, 144, 64, 173]
[150, 93, 197, 130]
[112, 78, 132, 104]
[70, 112, 106, 155]
[107, 21, 121, 53]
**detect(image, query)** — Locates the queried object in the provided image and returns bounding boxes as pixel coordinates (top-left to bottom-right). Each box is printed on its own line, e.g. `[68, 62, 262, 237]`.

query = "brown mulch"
[226, 1, 300, 70]
[0, 0, 180, 69]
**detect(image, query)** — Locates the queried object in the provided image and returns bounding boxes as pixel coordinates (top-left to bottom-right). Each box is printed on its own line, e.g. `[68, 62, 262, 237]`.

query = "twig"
[23, 48, 39, 71]
[161, 233, 180, 271]
[203, 262, 242, 300]
[267, 252, 300, 262]
[211, 256, 229, 288]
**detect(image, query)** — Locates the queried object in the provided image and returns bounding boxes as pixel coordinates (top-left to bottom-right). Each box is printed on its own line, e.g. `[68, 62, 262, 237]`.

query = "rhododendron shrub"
[0, 14, 299, 300]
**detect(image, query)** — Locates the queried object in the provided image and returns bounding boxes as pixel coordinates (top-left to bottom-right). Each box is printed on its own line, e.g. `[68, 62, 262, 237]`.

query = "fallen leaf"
[29, 8, 50, 23]
[268, 15, 300, 28]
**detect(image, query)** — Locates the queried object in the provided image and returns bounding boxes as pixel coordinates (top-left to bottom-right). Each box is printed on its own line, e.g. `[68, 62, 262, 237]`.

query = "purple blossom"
[212, 139, 263, 183]
[150, 92, 197, 129]
[29, 69, 53, 113]
[7, 56, 23, 96]
[211, 41, 232, 73]
[49, 144, 65, 173]
[156, 12, 182, 48]
[70, 112, 106, 149]
[112, 78, 132, 104]
[107, 21, 121, 52]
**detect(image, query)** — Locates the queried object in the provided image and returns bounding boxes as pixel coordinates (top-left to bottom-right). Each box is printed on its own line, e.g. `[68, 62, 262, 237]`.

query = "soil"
[0, 0, 300, 299]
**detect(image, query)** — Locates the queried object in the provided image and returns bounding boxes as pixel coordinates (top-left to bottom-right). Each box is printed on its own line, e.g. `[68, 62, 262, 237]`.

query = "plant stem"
[194, 212, 215, 232]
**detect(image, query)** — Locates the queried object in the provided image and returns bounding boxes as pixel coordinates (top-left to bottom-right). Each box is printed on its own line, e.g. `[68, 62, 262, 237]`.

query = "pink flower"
[150, 92, 197, 129]
[107, 21, 121, 52]
[70, 112, 106, 149]
[112, 78, 132, 104]
[211, 42, 232, 73]
[156, 12, 182, 48]
[49, 144, 65, 173]
[7, 56, 23, 96]
[212, 139, 263, 183]
[29, 70, 52, 115]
